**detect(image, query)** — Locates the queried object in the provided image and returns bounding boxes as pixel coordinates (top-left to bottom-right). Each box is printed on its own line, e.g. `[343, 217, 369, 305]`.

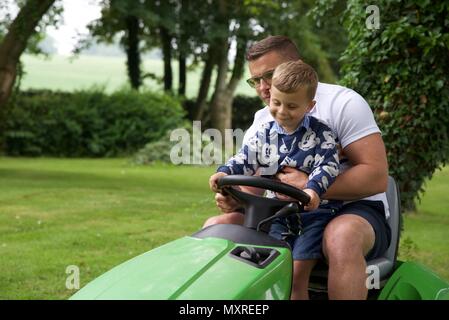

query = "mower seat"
[310, 176, 401, 288]
[366, 176, 401, 281]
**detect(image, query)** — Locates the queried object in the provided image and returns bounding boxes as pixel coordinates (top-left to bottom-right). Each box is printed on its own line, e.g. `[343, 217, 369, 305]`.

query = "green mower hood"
[70, 236, 292, 300]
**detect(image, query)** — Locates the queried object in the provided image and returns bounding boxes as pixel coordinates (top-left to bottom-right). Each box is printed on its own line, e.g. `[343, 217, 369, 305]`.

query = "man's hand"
[275, 167, 309, 200]
[209, 172, 228, 193]
[276, 166, 309, 189]
[323, 133, 388, 200]
[303, 189, 320, 211]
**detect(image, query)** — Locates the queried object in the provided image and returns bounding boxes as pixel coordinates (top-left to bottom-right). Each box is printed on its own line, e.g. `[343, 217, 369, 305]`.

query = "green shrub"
[183, 94, 263, 130]
[231, 95, 265, 131]
[133, 130, 180, 165]
[133, 122, 229, 166]
[3, 89, 186, 157]
[314, 0, 449, 211]
[133, 139, 174, 165]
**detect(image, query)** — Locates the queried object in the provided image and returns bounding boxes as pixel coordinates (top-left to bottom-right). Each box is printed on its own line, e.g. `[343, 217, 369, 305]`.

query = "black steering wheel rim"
[217, 175, 310, 205]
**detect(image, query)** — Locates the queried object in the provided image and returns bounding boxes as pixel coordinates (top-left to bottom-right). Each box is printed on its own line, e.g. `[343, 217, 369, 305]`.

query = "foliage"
[132, 121, 224, 166]
[314, 0, 449, 211]
[0, 0, 63, 57]
[0, 0, 62, 110]
[133, 134, 175, 165]
[247, 0, 342, 83]
[231, 95, 265, 131]
[3, 89, 186, 157]
[132, 126, 195, 165]
[308, 0, 348, 77]
[183, 94, 263, 130]
[80, 0, 197, 91]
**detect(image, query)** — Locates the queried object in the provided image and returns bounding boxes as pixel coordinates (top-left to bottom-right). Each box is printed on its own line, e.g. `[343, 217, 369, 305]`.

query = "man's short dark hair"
[246, 35, 301, 61]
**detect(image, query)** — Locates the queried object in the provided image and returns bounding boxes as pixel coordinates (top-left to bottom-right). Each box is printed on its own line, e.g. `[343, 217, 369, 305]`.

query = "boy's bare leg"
[291, 260, 318, 300]
[202, 212, 244, 228]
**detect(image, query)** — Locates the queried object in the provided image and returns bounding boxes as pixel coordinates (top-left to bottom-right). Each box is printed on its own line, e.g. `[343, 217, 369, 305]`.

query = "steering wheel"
[217, 175, 311, 230]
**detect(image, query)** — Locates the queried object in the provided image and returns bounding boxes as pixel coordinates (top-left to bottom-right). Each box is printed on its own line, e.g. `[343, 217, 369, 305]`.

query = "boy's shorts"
[269, 208, 337, 260]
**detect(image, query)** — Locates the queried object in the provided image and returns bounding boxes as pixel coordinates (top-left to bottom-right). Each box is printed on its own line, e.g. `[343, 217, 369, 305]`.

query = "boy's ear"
[307, 100, 316, 112]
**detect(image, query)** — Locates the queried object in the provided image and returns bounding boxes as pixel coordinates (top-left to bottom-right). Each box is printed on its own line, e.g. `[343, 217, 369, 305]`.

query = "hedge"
[3, 89, 186, 157]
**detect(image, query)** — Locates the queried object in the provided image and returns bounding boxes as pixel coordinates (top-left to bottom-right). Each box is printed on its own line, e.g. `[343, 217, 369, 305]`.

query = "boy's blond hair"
[272, 60, 318, 100]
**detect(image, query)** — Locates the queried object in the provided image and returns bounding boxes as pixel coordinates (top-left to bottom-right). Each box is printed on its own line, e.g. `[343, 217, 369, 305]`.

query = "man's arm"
[321, 133, 388, 200]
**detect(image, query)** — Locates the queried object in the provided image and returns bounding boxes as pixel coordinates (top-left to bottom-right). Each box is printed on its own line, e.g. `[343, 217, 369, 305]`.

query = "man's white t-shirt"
[243, 82, 389, 218]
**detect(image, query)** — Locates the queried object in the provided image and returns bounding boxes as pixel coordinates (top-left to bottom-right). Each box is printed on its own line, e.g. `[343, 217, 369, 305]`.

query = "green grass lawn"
[399, 166, 449, 281]
[0, 157, 447, 299]
[20, 54, 255, 98]
[0, 157, 217, 299]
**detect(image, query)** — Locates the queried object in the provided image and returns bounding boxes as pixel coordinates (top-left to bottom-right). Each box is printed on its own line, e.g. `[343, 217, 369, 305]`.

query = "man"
[203, 36, 390, 300]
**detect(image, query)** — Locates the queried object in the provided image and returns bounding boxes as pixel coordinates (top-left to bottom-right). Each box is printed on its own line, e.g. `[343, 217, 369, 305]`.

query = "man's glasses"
[246, 69, 275, 88]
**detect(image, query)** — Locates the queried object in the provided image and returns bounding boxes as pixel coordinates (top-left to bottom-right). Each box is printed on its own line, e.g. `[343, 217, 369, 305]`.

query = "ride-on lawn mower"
[70, 175, 449, 300]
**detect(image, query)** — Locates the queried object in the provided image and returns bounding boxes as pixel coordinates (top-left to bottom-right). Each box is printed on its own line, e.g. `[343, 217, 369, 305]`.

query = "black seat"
[366, 176, 401, 281]
[310, 176, 401, 289]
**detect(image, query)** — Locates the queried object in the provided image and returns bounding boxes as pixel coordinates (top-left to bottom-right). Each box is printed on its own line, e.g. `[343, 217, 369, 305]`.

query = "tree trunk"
[0, 0, 56, 109]
[227, 36, 247, 95]
[178, 0, 188, 97]
[124, 15, 141, 90]
[211, 33, 247, 156]
[178, 50, 186, 96]
[193, 46, 217, 121]
[210, 34, 248, 137]
[160, 26, 173, 92]
[208, 0, 231, 136]
[210, 40, 231, 136]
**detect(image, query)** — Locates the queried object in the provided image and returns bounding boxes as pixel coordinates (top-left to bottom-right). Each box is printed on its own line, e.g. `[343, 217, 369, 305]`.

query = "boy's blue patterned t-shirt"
[217, 115, 340, 198]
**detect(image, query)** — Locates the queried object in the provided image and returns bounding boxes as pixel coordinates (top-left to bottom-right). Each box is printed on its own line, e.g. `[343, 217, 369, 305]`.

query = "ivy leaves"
[315, 0, 449, 211]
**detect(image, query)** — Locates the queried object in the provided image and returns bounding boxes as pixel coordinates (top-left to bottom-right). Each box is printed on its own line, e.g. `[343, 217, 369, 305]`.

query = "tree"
[315, 0, 449, 211]
[83, 0, 150, 90]
[209, 0, 250, 137]
[206, 0, 341, 137]
[254, 0, 339, 83]
[85, 0, 182, 92]
[0, 0, 57, 108]
[81, 0, 342, 130]
[177, 0, 191, 97]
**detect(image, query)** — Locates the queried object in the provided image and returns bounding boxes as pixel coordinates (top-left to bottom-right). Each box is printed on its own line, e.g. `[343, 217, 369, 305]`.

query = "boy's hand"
[209, 172, 228, 193]
[215, 192, 241, 213]
[303, 189, 320, 211]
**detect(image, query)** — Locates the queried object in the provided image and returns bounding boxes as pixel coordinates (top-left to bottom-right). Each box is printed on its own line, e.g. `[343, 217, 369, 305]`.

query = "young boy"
[209, 60, 341, 300]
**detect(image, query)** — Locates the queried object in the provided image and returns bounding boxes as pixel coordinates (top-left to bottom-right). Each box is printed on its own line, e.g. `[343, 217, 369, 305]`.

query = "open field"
[21, 54, 255, 97]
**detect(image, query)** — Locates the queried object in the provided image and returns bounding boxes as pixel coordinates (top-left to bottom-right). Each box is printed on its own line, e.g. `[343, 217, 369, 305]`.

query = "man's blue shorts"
[269, 208, 337, 260]
[268, 200, 391, 261]
[338, 200, 391, 261]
